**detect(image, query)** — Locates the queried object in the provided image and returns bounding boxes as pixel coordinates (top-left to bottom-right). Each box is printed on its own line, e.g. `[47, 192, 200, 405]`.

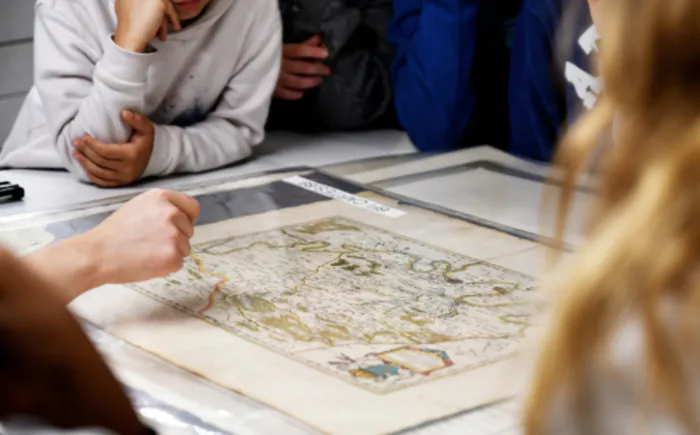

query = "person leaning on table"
[0, 189, 198, 434]
[0, 0, 280, 188]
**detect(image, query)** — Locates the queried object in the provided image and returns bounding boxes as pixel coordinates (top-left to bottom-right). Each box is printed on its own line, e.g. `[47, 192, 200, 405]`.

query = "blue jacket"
[389, 0, 520, 152]
[509, 0, 599, 161]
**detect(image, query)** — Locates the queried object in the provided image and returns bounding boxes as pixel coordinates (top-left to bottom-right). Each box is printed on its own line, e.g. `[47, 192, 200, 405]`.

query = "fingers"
[274, 87, 304, 101]
[156, 229, 188, 275]
[83, 170, 123, 188]
[282, 59, 331, 76]
[175, 235, 191, 259]
[121, 110, 154, 135]
[161, 194, 195, 268]
[304, 35, 322, 46]
[73, 136, 131, 187]
[158, 20, 168, 41]
[159, 190, 201, 224]
[171, 210, 194, 238]
[80, 136, 128, 160]
[164, 0, 181, 31]
[73, 152, 119, 182]
[73, 138, 122, 170]
[276, 39, 329, 101]
[283, 43, 328, 60]
[147, 190, 196, 269]
[279, 72, 322, 91]
[161, 209, 191, 265]
[72, 129, 150, 187]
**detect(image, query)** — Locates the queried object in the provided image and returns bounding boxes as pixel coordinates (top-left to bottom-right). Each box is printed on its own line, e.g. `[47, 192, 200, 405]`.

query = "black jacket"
[267, 0, 396, 132]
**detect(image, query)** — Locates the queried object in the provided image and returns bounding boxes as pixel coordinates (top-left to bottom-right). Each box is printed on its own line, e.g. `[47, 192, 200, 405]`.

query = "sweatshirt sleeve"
[33, 4, 153, 180]
[142, 12, 282, 177]
[389, 0, 479, 152]
[508, 0, 565, 161]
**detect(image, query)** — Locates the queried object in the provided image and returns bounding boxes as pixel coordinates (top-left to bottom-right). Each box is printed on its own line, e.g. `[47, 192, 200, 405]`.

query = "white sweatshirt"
[0, 0, 281, 181]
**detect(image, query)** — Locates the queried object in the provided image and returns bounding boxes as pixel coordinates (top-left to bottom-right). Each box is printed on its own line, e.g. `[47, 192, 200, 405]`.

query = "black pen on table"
[0, 181, 24, 203]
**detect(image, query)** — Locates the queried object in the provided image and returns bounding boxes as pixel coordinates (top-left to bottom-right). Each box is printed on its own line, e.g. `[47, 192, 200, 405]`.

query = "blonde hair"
[524, 0, 700, 433]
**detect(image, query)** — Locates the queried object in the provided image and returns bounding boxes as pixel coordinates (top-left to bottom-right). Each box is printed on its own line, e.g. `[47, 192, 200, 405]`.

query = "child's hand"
[72, 111, 156, 187]
[82, 189, 199, 284]
[274, 35, 331, 101]
[114, 0, 181, 52]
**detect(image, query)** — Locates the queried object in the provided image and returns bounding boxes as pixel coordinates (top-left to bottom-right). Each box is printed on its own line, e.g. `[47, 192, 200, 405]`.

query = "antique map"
[0, 171, 550, 434]
[131, 217, 537, 394]
[66, 194, 544, 434]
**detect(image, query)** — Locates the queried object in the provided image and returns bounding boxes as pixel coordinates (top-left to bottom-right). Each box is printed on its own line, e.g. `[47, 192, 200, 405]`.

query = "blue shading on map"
[130, 217, 538, 393]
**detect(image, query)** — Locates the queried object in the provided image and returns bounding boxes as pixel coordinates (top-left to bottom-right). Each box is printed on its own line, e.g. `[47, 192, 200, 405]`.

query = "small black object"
[0, 182, 24, 203]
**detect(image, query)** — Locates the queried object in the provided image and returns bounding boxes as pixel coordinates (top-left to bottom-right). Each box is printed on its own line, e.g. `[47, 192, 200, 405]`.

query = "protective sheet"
[0, 129, 415, 218]
[86, 325, 309, 435]
[366, 160, 594, 249]
[0, 170, 315, 435]
[0, 170, 545, 434]
[401, 400, 521, 435]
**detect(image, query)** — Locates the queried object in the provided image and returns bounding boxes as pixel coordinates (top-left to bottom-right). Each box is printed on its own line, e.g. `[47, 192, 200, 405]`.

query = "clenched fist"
[85, 189, 200, 284]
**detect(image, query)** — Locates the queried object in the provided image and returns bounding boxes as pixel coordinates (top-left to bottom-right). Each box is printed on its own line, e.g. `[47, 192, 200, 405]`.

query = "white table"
[0, 130, 416, 217]
[347, 146, 594, 249]
[1, 137, 586, 435]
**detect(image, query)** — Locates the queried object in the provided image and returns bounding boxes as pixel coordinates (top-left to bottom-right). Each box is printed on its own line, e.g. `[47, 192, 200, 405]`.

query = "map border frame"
[127, 215, 538, 395]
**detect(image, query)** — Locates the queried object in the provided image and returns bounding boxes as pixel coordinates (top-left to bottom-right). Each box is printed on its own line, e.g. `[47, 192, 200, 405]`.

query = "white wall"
[0, 0, 35, 142]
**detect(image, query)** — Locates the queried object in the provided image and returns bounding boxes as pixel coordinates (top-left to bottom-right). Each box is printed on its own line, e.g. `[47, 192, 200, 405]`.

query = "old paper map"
[131, 216, 536, 394]
[69, 193, 544, 434]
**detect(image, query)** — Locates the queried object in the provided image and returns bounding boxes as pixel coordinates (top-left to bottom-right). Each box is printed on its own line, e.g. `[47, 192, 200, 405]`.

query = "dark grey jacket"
[267, 0, 396, 132]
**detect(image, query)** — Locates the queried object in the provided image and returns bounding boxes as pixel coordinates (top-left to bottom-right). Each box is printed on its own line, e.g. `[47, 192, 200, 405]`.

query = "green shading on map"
[129, 217, 538, 393]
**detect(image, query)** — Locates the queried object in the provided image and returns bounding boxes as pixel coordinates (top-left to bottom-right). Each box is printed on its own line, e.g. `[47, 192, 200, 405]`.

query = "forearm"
[144, 118, 260, 176]
[22, 234, 105, 304]
[48, 39, 151, 178]
[34, 5, 152, 180]
[390, 0, 479, 150]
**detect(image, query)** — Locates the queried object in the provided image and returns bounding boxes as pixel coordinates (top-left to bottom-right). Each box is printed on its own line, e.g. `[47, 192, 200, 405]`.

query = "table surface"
[0, 132, 578, 435]
[0, 130, 416, 217]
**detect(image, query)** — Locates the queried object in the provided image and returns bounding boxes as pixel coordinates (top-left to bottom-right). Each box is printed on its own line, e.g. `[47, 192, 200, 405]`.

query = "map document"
[132, 216, 535, 394]
[67, 192, 541, 434]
